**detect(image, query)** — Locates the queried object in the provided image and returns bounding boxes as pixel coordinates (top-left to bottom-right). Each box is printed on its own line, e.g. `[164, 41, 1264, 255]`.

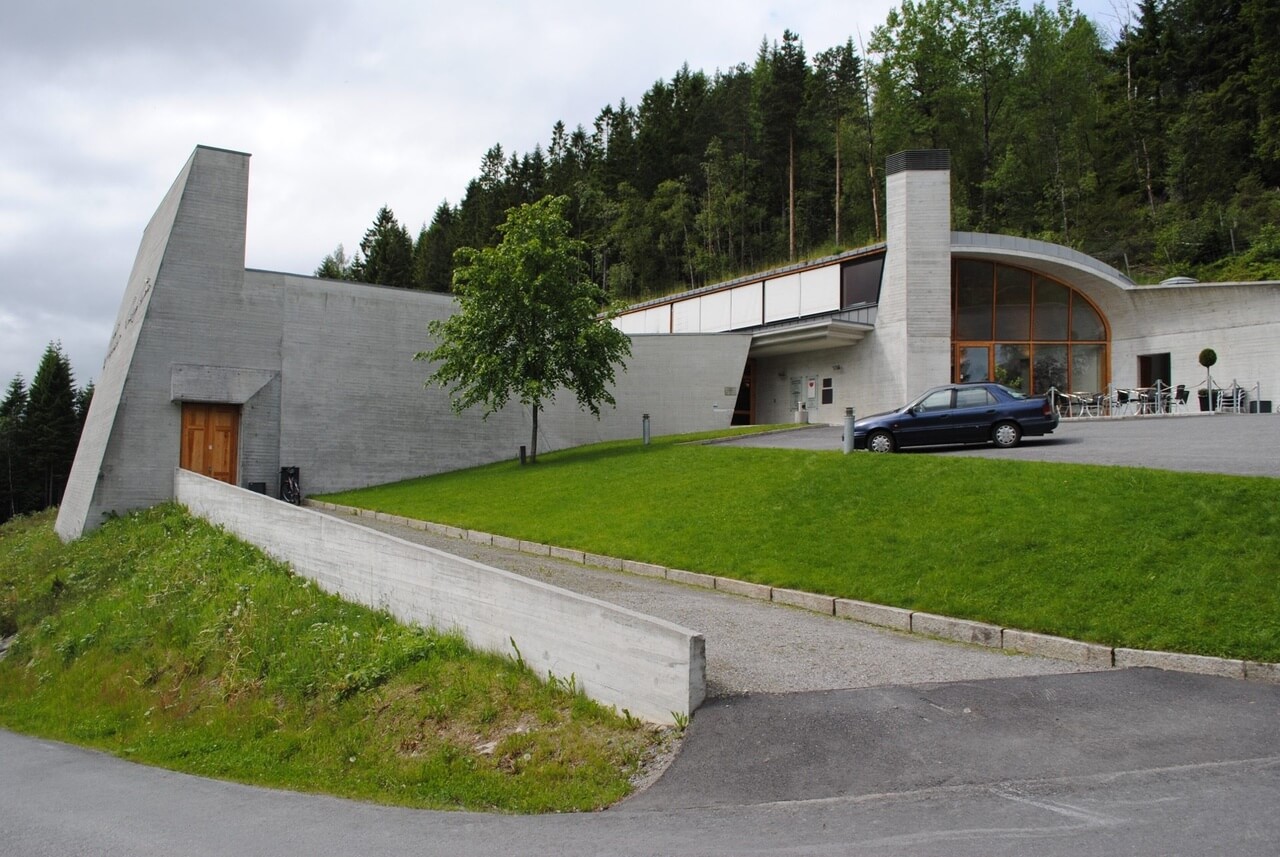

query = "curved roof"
[951, 232, 1135, 292]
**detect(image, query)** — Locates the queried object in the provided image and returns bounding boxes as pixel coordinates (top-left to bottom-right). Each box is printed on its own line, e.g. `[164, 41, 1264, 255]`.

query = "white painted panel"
[800, 265, 841, 316]
[614, 311, 646, 334]
[700, 290, 731, 331]
[644, 306, 670, 333]
[764, 273, 801, 323]
[672, 298, 700, 333]
[730, 282, 763, 329]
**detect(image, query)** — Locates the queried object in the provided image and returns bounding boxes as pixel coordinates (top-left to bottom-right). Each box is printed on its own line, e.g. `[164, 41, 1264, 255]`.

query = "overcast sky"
[0, 0, 1127, 389]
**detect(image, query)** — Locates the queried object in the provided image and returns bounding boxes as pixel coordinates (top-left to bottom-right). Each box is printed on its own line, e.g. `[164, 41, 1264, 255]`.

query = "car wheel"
[992, 421, 1021, 449]
[867, 430, 895, 453]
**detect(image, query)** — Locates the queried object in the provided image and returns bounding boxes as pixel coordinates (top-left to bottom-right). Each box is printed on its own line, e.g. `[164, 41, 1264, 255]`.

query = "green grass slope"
[0, 507, 665, 812]
[321, 434, 1280, 663]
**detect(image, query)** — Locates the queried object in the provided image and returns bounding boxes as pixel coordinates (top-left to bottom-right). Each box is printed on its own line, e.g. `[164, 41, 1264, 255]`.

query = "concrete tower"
[869, 150, 953, 406]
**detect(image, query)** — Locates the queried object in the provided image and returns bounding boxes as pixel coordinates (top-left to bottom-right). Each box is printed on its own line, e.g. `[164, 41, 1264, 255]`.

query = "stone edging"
[306, 500, 1279, 685]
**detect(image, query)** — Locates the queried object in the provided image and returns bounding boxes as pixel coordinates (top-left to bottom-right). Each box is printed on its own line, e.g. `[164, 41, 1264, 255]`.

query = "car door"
[951, 386, 999, 443]
[895, 388, 956, 447]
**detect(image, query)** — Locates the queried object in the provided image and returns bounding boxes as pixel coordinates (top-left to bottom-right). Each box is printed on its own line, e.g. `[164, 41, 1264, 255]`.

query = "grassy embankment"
[320, 430, 1280, 663]
[0, 507, 666, 812]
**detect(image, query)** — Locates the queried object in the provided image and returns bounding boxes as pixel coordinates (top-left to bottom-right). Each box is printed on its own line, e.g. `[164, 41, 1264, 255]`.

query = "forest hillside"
[317, 0, 1280, 299]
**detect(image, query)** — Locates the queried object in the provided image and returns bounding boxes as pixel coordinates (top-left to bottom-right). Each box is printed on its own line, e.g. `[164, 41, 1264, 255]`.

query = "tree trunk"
[530, 405, 539, 464]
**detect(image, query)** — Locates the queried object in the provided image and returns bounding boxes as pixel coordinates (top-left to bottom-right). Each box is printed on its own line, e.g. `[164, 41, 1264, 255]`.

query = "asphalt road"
[4, 669, 1278, 856]
[4, 414, 1278, 854]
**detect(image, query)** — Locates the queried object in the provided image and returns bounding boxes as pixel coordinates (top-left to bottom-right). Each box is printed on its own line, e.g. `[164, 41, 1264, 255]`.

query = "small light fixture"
[832, 364, 842, 371]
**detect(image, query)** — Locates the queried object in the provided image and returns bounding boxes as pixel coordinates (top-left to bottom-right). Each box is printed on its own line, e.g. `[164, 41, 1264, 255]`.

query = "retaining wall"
[175, 470, 705, 724]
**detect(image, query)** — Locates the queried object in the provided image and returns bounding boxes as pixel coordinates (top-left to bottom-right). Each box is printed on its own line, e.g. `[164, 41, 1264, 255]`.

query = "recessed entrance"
[732, 360, 756, 425]
[180, 403, 239, 485]
[1138, 352, 1171, 388]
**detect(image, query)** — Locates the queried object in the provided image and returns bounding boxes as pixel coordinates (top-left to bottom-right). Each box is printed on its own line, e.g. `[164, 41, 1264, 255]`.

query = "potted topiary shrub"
[1197, 348, 1218, 411]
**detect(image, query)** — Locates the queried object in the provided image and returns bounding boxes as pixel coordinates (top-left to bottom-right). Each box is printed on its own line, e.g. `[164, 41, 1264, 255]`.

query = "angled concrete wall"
[176, 470, 705, 723]
[58, 146, 262, 540]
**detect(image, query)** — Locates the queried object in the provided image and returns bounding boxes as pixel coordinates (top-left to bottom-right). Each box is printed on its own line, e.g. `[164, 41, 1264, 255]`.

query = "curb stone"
[305, 500, 1280, 685]
[714, 577, 771, 600]
[667, 568, 716, 589]
[912, 613, 1002, 648]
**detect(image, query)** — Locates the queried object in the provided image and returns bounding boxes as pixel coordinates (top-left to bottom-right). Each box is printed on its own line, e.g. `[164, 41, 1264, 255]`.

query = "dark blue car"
[853, 382, 1059, 453]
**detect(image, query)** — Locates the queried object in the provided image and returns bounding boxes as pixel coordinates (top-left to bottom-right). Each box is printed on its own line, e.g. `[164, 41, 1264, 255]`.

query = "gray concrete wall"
[176, 469, 706, 723]
[1115, 283, 1280, 402]
[265, 270, 750, 495]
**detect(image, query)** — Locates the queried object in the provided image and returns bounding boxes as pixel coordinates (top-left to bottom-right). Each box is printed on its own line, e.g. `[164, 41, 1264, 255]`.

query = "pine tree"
[315, 243, 356, 280]
[25, 342, 79, 510]
[761, 30, 809, 260]
[0, 375, 29, 523]
[353, 207, 415, 288]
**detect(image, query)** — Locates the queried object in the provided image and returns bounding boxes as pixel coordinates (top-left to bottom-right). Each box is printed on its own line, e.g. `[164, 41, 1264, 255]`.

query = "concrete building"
[615, 150, 1280, 427]
[56, 146, 749, 540]
[56, 145, 1280, 541]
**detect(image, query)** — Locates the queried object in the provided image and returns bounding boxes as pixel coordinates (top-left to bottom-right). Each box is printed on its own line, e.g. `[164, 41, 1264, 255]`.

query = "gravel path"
[312, 509, 1090, 698]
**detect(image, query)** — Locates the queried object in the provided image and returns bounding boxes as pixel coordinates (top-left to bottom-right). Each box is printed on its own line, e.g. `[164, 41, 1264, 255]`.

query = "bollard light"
[842, 406, 856, 454]
[642, 413, 651, 445]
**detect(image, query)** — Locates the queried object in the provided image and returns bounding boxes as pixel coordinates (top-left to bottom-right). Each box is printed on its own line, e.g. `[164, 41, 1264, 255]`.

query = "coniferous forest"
[317, 0, 1280, 299]
[1, 343, 92, 524]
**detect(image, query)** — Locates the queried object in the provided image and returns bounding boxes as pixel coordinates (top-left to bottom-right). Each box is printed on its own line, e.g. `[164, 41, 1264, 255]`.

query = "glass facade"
[952, 261, 1109, 395]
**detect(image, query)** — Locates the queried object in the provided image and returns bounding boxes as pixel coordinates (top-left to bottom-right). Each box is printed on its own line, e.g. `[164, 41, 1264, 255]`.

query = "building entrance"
[732, 360, 755, 425]
[180, 403, 239, 485]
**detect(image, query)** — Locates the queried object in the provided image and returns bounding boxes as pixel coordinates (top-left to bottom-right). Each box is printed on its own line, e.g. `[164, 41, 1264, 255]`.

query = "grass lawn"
[0, 508, 666, 812]
[319, 430, 1280, 663]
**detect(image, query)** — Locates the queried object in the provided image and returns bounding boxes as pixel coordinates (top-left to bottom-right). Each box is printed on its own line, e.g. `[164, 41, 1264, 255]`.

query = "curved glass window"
[952, 261, 1109, 396]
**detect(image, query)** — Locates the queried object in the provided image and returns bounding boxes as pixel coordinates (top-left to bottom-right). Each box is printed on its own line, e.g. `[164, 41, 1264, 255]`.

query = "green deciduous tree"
[415, 196, 631, 463]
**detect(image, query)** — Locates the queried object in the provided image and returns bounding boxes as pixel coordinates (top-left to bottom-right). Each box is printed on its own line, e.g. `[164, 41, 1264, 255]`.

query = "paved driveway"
[723, 413, 1280, 478]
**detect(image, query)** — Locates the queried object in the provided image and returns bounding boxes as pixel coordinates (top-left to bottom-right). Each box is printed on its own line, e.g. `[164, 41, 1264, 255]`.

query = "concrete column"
[865, 150, 953, 412]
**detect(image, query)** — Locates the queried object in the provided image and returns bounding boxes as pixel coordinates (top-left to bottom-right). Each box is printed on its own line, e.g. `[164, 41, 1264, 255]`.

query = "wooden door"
[180, 403, 239, 484]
